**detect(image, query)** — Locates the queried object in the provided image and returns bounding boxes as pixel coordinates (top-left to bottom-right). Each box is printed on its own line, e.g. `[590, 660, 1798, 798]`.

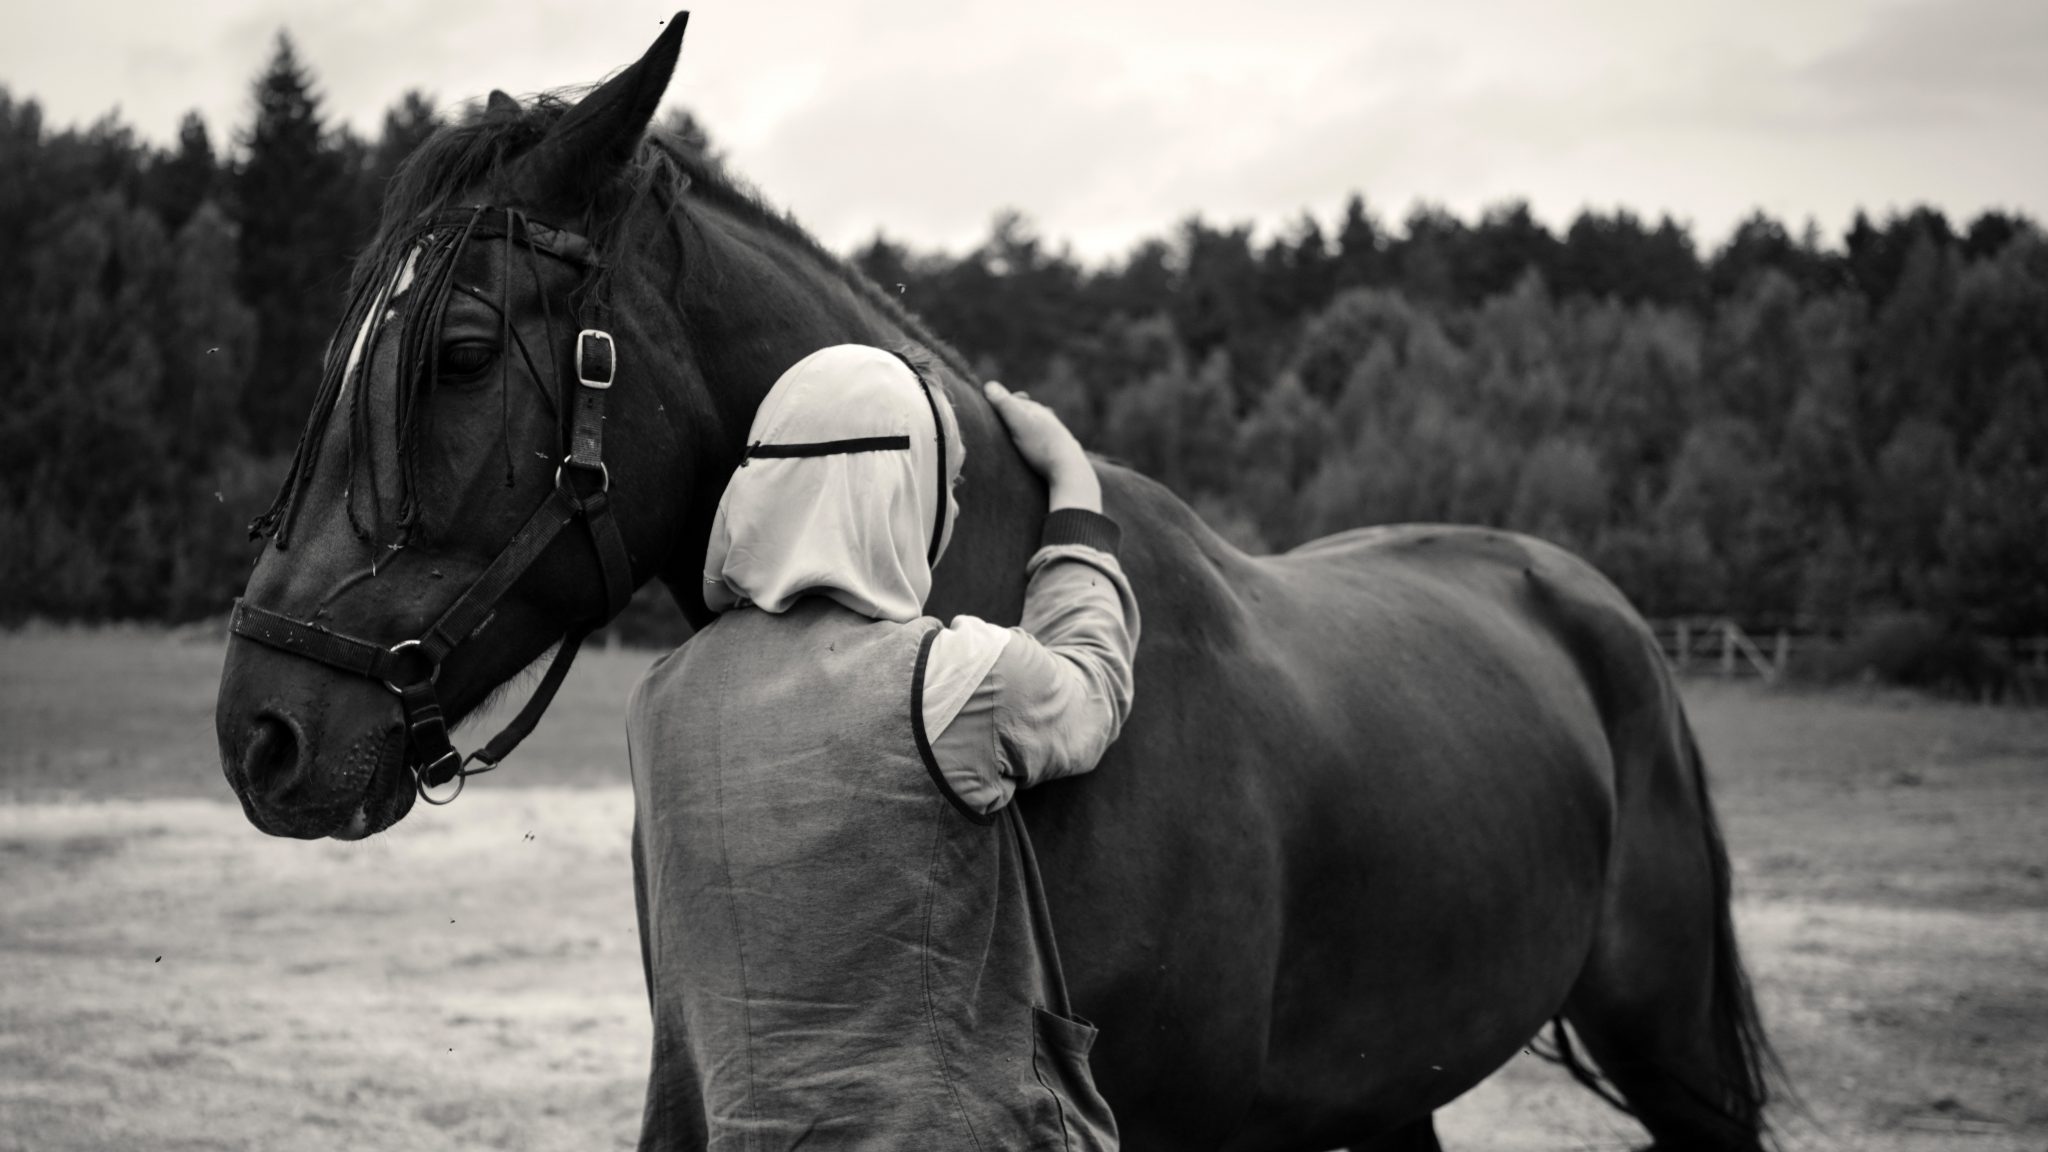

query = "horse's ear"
[484, 90, 522, 120]
[521, 12, 689, 209]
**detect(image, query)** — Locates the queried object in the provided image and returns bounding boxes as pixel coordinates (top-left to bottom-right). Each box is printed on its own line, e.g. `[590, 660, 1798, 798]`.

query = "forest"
[2, 37, 2043, 671]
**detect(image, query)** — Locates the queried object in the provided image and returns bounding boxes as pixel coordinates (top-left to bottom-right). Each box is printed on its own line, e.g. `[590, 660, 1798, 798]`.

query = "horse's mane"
[252, 89, 977, 549]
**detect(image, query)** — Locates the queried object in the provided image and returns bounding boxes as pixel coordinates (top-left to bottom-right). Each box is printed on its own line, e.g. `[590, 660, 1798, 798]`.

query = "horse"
[213, 17, 1783, 1151]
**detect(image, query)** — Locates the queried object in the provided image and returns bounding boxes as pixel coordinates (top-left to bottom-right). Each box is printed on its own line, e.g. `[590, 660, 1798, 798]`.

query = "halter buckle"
[576, 330, 615, 390]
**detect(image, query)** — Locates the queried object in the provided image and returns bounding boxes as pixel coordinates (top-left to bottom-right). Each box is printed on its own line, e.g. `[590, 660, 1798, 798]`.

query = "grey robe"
[628, 597, 1117, 1151]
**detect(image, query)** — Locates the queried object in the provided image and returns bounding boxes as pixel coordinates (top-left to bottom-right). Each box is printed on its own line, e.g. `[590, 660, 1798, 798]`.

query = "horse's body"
[994, 495, 1750, 1151]
[215, 19, 1778, 1151]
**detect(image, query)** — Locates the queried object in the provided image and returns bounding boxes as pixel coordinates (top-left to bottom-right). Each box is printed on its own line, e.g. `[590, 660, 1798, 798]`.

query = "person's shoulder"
[626, 611, 737, 717]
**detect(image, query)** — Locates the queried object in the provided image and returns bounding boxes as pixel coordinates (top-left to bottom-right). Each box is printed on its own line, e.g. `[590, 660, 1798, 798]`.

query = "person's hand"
[984, 381, 1101, 512]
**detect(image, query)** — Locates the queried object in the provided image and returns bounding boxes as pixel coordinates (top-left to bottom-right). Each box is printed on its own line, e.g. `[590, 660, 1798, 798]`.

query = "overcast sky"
[5, 0, 2043, 261]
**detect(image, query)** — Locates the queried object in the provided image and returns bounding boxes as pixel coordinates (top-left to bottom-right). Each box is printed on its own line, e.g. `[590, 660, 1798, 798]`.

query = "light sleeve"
[919, 510, 1140, 817]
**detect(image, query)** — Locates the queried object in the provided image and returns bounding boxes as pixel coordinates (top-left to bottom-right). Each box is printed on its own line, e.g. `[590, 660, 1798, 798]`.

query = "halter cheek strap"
[232, 207, 633, 805]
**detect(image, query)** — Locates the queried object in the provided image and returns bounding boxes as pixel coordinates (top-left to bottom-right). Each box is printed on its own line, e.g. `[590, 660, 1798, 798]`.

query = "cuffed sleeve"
[1039, 508, 1121, 556]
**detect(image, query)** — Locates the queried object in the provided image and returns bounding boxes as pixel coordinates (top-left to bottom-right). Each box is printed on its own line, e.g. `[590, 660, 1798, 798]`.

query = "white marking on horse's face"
[336, 245, 424, 406]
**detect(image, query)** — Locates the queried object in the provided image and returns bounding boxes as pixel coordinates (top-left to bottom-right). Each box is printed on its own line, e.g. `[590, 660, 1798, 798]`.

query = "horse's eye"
[437, 341, 498, 384]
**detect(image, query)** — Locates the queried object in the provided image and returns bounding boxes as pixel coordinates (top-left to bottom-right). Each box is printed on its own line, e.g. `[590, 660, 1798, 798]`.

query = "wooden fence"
[1650, 617, 2048, 699]
[1654, 618, 1793, 682]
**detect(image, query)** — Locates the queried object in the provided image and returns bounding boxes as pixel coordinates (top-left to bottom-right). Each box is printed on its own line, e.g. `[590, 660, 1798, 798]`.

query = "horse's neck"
[677, 206, 1047, 624]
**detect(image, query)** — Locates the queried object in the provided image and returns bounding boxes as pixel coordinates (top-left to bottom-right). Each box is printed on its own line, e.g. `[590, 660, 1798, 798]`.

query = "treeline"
[0, 36, 440, 619]
[1, 36, 2043, 649]
[858, 204, 2048, 638]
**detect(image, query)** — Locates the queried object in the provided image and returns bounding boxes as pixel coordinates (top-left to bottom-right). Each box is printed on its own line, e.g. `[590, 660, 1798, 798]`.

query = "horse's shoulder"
[1099, 465, 1260, 578]
[1098, 465, 1266, 611]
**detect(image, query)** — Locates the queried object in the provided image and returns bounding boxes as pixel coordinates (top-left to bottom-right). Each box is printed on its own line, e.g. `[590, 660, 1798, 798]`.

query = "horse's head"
[215, 15, 727, 838]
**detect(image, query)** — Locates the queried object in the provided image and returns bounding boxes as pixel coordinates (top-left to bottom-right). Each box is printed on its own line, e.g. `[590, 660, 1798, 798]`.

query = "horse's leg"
[1346, 1115, 1443, 1152]
[1558, 709, 1776, 1152]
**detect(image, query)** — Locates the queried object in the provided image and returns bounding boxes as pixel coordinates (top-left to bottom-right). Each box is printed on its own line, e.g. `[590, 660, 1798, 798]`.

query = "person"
[627, 343, 1140, 1151]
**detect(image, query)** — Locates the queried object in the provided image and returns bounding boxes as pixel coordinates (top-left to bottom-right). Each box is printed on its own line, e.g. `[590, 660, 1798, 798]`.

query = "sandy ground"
[2, 628, 2044, 1151]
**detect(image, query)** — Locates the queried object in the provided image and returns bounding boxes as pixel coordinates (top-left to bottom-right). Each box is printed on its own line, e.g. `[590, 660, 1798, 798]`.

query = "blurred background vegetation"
[2, 36, 2043, 683]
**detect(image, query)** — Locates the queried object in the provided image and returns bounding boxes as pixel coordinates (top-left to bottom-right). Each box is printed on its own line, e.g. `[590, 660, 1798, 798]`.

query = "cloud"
[2, 0, 2041, 259]
[1806, 0, 2048, 108]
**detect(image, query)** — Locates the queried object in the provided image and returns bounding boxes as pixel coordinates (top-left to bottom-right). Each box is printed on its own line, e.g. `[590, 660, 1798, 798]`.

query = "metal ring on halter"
[412, 749, 503, 806]
[381, 639, 439, 694]
[412, 755, 466, 805]
[554, 461, 610, 492]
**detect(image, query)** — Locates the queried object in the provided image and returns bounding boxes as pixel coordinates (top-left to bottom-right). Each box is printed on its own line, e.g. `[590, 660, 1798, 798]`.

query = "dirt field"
[3, 627, 2044, 1151]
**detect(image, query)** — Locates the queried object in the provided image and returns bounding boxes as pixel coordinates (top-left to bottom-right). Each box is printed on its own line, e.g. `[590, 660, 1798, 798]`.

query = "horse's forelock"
[254, 96, 599, 548]
[257, 82, 978, 549]
[382, 98, 567, 228]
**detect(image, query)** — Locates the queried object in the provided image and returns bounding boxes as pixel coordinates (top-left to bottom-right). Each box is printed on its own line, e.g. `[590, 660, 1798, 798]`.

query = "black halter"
[230, 207, 634, 805]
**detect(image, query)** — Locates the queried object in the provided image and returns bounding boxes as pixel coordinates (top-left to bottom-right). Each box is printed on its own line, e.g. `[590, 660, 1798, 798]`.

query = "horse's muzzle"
[217, 638, 416, 839]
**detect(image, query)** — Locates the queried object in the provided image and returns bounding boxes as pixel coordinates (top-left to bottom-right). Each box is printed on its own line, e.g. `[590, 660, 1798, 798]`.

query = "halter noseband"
[230, 207, 634, 806]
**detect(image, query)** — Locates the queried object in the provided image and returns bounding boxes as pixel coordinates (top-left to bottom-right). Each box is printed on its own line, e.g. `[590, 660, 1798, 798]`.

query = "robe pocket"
[1030, 1006, 1118, 1151]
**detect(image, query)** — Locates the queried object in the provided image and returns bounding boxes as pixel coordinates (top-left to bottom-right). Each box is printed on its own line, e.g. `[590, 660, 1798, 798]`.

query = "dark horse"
[214, 17, 1782, 1151]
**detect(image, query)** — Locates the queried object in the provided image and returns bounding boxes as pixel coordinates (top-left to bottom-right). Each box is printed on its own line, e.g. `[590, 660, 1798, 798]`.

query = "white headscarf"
[703, 345, 963, 622]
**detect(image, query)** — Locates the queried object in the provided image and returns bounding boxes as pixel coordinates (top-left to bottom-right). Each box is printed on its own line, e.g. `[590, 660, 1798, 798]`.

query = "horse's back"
[1242, 519, 1645, 791]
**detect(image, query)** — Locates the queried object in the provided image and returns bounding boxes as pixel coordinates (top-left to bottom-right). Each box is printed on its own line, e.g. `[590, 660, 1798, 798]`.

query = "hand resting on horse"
[985, 378, 1102, 514]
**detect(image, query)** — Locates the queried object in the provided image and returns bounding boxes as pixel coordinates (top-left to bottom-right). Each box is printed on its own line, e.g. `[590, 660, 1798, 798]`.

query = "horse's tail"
[1538, 715, 1792, 1150]
[1683, 717, 1792, 1142]
[1520, 551, 1791, 1148]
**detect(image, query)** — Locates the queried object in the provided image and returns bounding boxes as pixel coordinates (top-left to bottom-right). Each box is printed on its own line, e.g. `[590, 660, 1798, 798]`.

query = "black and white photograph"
[2, 2, 2044, 1149]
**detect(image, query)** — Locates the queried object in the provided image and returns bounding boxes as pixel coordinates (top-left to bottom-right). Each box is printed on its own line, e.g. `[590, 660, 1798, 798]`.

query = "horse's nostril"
[243, 713, 302, 794]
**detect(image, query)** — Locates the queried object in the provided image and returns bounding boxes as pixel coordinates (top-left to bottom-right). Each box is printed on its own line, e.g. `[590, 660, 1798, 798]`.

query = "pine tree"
[368, 89, 443, 199]
[1333, 194, 1384, 290]
[233, 32, 350, 453]
[144, 111, 218, 232]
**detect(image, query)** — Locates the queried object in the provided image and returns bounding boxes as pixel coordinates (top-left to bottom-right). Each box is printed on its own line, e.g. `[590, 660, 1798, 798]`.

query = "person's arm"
[994, 518, 1139, 782]
[916, 384, 1139, 817]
